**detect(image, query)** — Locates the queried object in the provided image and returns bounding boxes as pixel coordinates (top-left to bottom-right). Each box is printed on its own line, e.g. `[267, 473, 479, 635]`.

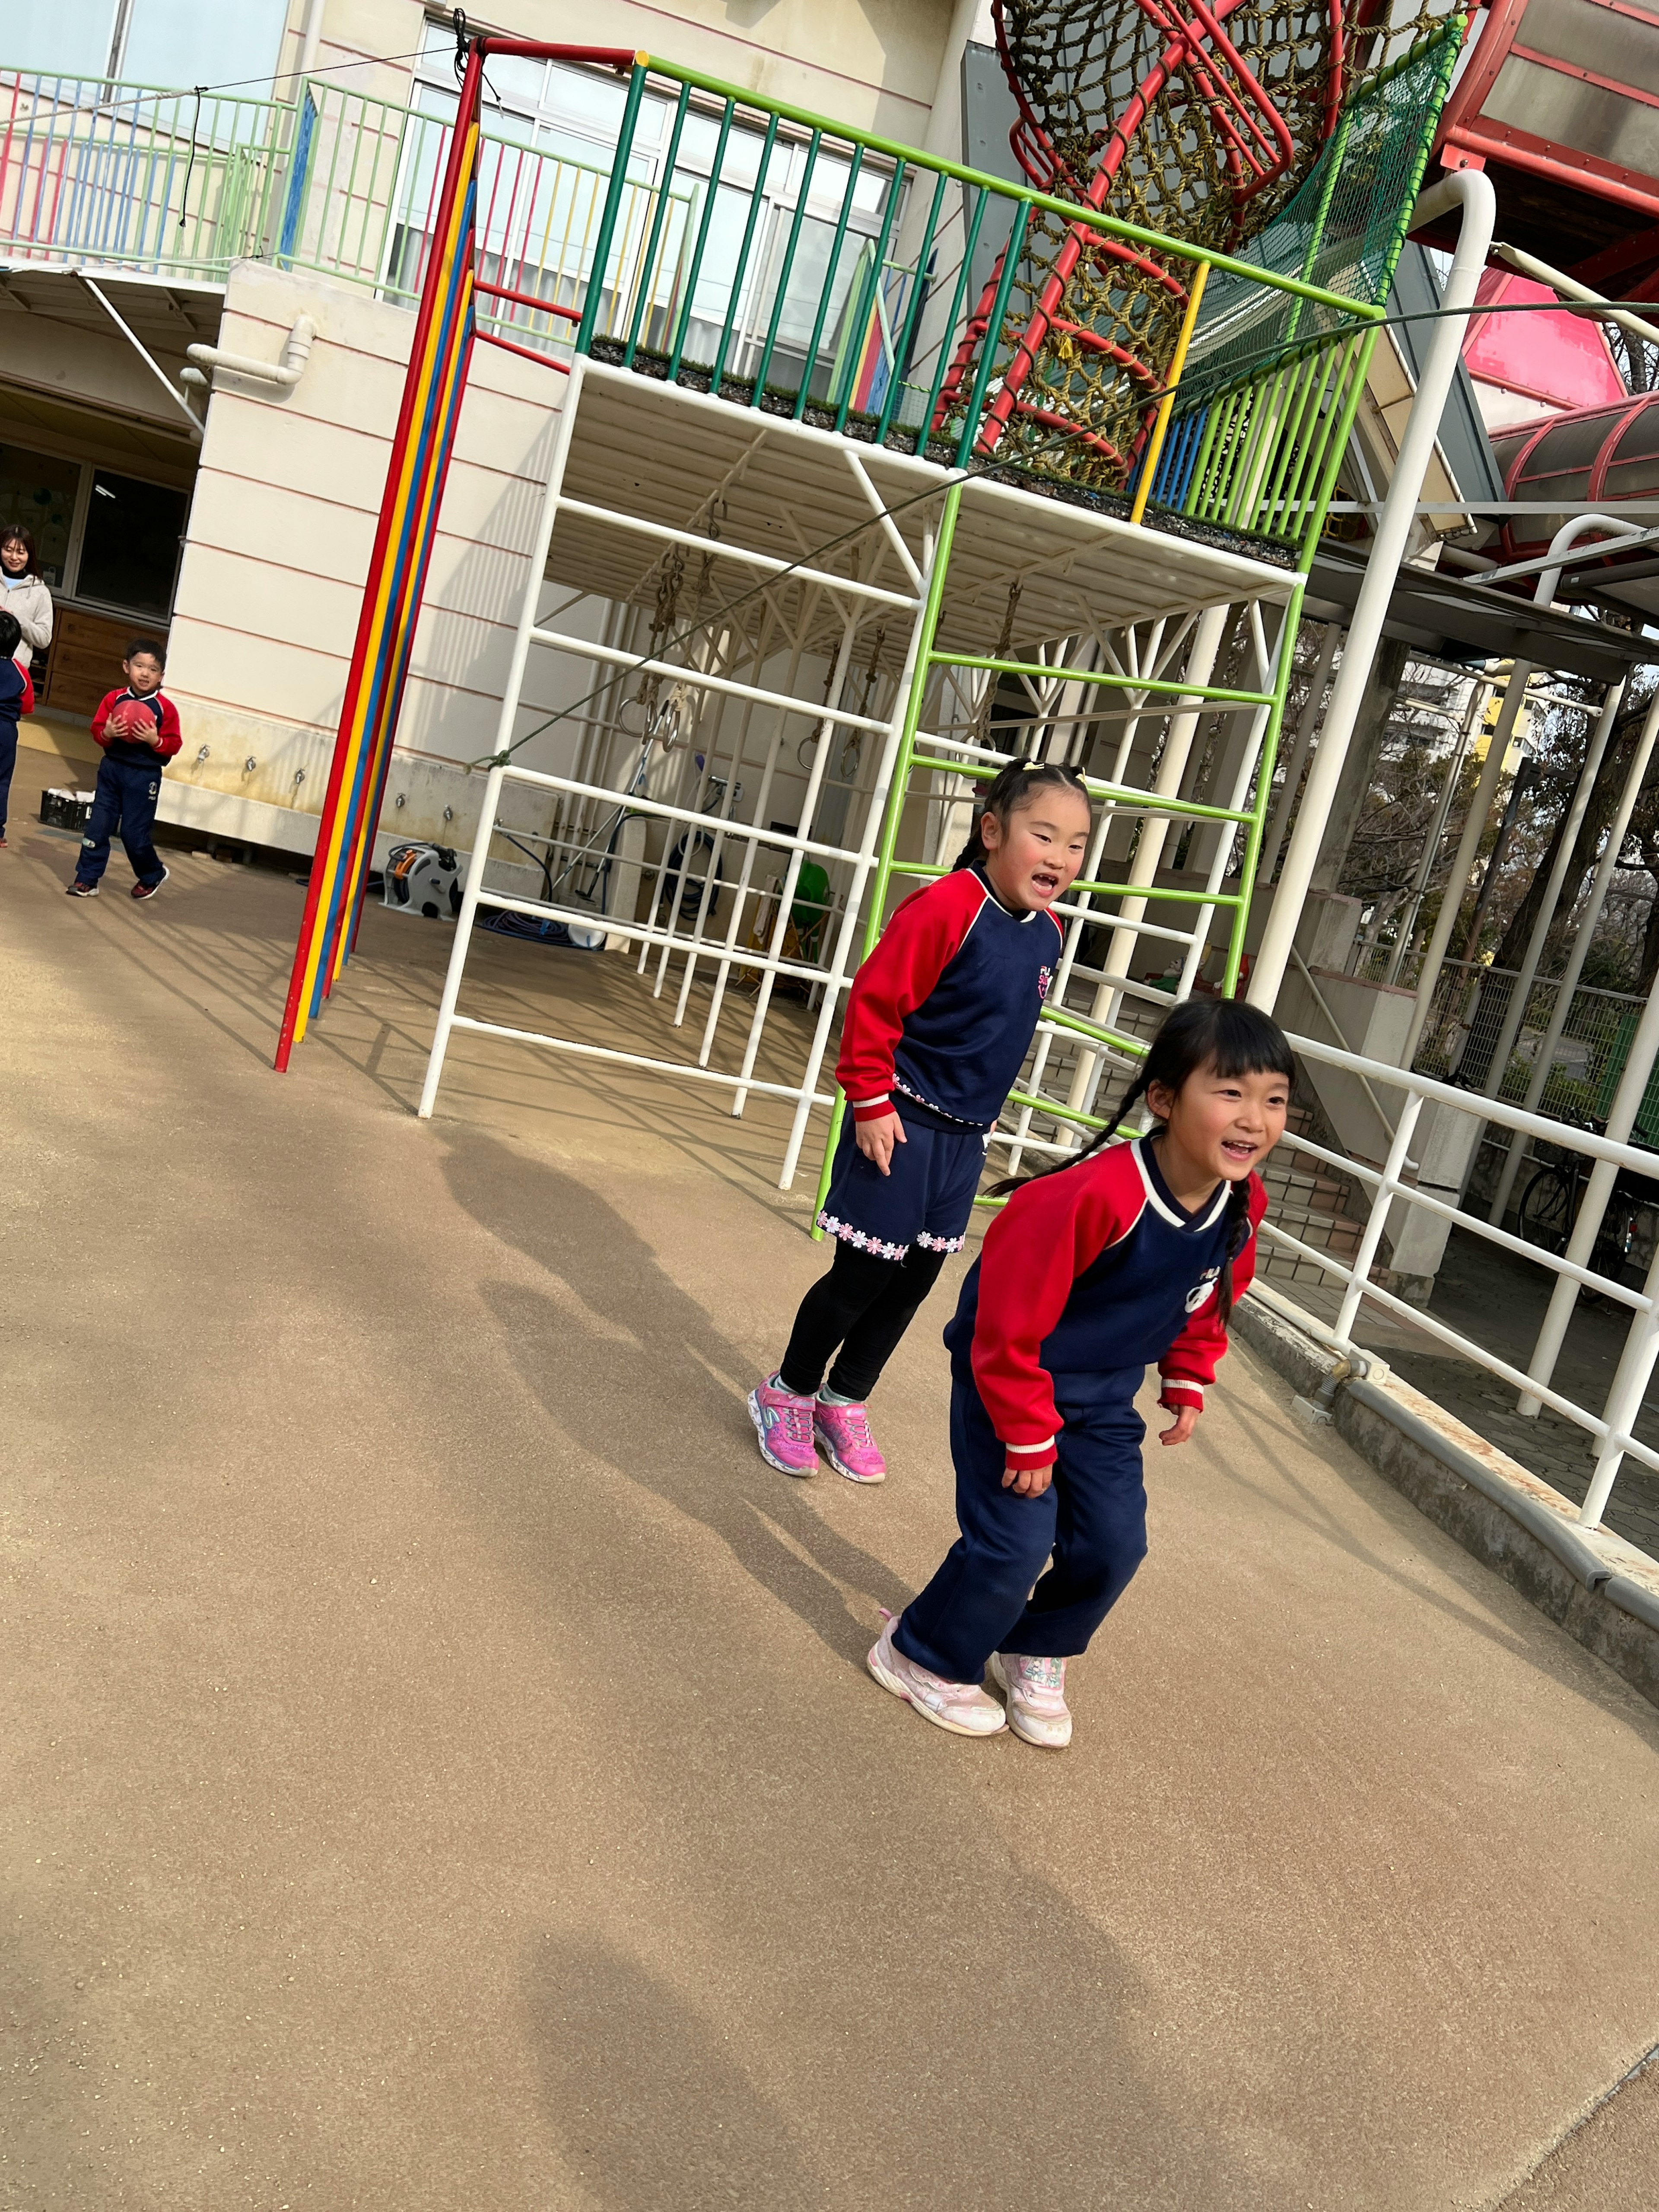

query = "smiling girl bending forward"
[868, 997, 1292, 1748]
[749, 760, 1094, 1486]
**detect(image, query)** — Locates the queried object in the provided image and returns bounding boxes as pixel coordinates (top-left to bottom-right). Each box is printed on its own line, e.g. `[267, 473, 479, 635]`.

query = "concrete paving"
[3, 752, 1659, 2211]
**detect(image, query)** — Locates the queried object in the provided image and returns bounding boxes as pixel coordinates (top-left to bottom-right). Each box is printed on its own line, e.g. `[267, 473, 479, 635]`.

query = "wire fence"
[1409, 957, 1659, 1139]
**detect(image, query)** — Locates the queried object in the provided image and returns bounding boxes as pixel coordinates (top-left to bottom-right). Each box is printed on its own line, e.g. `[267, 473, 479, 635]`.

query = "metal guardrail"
[0, 55, 1411, 542]
[1256, 1031, 1659, 1535]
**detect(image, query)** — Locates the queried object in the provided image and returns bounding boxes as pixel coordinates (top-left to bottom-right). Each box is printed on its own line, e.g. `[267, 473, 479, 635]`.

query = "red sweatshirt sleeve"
[1157, 1174, 1268, 1411]
[15, 663, 33, 716]
[90, 689, 117, 747]
[151, 693, 183, 763]
[835, 873, 981, 1121]
[969, 1150, 1143, 1468]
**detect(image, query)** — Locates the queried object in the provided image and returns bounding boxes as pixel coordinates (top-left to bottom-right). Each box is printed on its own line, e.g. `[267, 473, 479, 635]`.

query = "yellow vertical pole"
[1129, 260, 1209, 528]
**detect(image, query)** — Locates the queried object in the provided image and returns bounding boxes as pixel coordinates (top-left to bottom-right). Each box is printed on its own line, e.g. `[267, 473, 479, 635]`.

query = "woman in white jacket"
[0, 524, 53, 673]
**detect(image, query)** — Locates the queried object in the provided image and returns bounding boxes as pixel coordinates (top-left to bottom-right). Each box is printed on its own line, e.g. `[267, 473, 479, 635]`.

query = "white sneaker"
[867, 1611, 1006, 1738]
[990, 1651, 1073, 1749]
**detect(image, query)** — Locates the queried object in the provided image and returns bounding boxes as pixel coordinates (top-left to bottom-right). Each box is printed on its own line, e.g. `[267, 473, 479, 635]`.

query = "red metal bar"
[276, 39, 639, 1067]
[275, 45, 487, 1070]
[474, 275, 581, 319]
[474, 324, 573, 370]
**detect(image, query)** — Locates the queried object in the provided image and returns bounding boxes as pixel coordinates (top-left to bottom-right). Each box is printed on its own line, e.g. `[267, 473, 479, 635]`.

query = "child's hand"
[1001, 1459, 1053, 1497]
[1158, 1404, 1199, 1447]
[854, 1110, 906, 1176]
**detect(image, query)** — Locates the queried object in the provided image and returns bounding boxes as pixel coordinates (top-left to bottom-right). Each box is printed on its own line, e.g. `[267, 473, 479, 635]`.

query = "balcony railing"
[0, 34, 1461, 543]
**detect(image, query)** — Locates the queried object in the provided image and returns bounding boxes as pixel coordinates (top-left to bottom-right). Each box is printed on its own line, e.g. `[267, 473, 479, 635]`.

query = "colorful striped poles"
[273, 41, 640, 1069]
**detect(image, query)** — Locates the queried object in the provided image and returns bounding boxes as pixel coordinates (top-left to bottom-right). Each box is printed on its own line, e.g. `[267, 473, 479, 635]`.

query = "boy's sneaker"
[867, 1611, 1005, 1738]
[131, 867, 169, 901]
[67, 879, 98, 897]
[748, 1376, 819, 1477]
[989, 1651, 1073, 1750]
[814, 1397, 887, 1484]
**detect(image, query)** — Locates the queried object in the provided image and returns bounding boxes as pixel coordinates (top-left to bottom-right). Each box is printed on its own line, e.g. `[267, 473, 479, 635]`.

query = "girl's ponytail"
[1216, 1172, 1255, 1323]
[986, 1061, 1150, 1196]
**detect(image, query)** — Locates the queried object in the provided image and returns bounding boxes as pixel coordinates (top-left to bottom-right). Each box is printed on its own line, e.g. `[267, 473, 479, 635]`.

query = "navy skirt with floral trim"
[816, 1108, 988, 1260]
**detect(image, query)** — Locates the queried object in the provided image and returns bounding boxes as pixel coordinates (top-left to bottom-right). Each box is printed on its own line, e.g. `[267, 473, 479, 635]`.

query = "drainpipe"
[181, 316, 317, 394]
[297, 0, 327, 81]
[1249, 167, 1497, 1014]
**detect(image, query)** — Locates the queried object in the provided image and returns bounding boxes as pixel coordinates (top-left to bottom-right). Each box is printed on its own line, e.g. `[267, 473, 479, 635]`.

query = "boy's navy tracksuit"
[0, 657, 35, 839]
[895, 1135, 1268, 1683]
[76, 686, 183, 888]
[820, 864, 1064, 1259]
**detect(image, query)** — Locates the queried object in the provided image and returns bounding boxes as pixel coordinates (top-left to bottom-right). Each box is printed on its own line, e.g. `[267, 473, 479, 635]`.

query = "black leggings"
[778, 1239, 950, 1402]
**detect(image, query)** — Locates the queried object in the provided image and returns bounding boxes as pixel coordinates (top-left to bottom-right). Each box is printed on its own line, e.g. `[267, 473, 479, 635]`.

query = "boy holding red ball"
[68, 638, 181, 900]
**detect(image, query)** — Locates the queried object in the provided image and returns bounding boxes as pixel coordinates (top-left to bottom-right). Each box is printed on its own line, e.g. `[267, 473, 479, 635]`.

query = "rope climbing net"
[935, 0, 1467, 493]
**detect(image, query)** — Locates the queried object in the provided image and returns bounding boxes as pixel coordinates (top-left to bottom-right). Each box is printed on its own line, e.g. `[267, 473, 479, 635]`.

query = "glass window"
[119, 0, 290, 96]
[0, 0, 120, 80]
[0, 445, 82, 588]
[75, 470, 188, 618]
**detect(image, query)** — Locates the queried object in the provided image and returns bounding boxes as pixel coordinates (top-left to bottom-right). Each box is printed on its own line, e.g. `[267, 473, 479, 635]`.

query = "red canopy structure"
[1424, 0, 1659, 294]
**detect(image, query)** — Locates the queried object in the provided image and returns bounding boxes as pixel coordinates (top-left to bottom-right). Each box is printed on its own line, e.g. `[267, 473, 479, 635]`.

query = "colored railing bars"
[274, 41, 642, 1068]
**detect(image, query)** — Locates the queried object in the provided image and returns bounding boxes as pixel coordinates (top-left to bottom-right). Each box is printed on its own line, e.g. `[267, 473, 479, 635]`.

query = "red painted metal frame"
[1494, 392, 1659, 571]
[1435, 0, 1659, 220]
[932, 0, 1341, 462]
[273, 39, 639, 1069]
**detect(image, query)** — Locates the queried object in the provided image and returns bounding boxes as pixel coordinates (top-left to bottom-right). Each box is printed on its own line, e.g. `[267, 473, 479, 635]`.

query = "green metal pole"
[623, 79, 689, 365]
[917, 184, 988, 450]
[574, 60, 648, 356]
[834, 157, 906, 433]
[750, 128, 819, 405]
[794, 146, 864, 420]
[954, 201, 1029, 465]
[710, 111, 778, 391]
[1220, 584, 1303, 994]
[810, 479, 964, 1231]
[874, 167, 946, 447]
[667, 99, 735, 381]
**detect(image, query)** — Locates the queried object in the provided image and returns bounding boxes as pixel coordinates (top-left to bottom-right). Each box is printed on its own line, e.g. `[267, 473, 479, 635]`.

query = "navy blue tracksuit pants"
[895, 1368, 1150, 1682]
[76, 756, 165, 888]
[0, 718, 16, 837]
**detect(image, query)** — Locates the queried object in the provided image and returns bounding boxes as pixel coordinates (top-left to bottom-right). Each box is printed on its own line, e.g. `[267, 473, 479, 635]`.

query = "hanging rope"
[177, 87, 205, 233]
[973, 580, 1024, 747]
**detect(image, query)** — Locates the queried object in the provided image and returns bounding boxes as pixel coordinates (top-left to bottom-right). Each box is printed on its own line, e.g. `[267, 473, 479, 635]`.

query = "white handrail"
[1261, 1025, 1659, 1537]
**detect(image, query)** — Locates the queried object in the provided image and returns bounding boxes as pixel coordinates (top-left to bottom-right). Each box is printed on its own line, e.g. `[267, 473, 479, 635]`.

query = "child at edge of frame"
[748, 759, 1096, 1487]
[67, 637, 182, 901]
[0, 607, 37, 850]
[868, 995, 1292, 1751]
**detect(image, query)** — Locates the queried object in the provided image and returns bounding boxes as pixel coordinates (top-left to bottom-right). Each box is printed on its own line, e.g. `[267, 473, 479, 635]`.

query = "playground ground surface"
[3, 745, 1657, 2211]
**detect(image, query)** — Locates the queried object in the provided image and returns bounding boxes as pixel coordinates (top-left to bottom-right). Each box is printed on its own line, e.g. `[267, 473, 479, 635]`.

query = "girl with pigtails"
[868, 995, 1293, 1751]
[750, 759, 1095, 1485]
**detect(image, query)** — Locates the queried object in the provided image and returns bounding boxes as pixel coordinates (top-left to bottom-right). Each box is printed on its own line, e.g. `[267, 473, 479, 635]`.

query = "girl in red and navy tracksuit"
[868, 997, 1292, 1750]
[750, 760, 1094, 1486]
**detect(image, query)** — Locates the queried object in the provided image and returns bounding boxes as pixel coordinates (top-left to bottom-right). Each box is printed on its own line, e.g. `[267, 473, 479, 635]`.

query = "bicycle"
[1516, 1114, 1657, 1303]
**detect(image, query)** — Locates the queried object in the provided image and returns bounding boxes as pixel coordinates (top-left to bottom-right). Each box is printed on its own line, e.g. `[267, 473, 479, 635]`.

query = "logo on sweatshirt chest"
[1185, 1267, 1221, 1313]
[1036, 964, 1054, 1001]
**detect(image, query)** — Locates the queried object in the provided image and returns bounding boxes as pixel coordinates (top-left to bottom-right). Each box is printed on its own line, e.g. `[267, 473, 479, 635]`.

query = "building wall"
[159, 258, 620, 859]
[285, 0, 961, 144]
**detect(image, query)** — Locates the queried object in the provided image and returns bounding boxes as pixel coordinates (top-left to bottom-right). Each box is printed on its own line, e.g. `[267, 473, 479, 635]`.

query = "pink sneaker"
[989, 1651, 1073, 1749]
[814, 1397, 887, 1484]
[748, 1375, 819, 1476]
[867, 1611, 1005, 1737]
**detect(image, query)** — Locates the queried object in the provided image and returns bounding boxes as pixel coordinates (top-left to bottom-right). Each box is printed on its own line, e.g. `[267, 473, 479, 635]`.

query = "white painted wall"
[159, 257, 621, 856]
[284, 0, 960, 144]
